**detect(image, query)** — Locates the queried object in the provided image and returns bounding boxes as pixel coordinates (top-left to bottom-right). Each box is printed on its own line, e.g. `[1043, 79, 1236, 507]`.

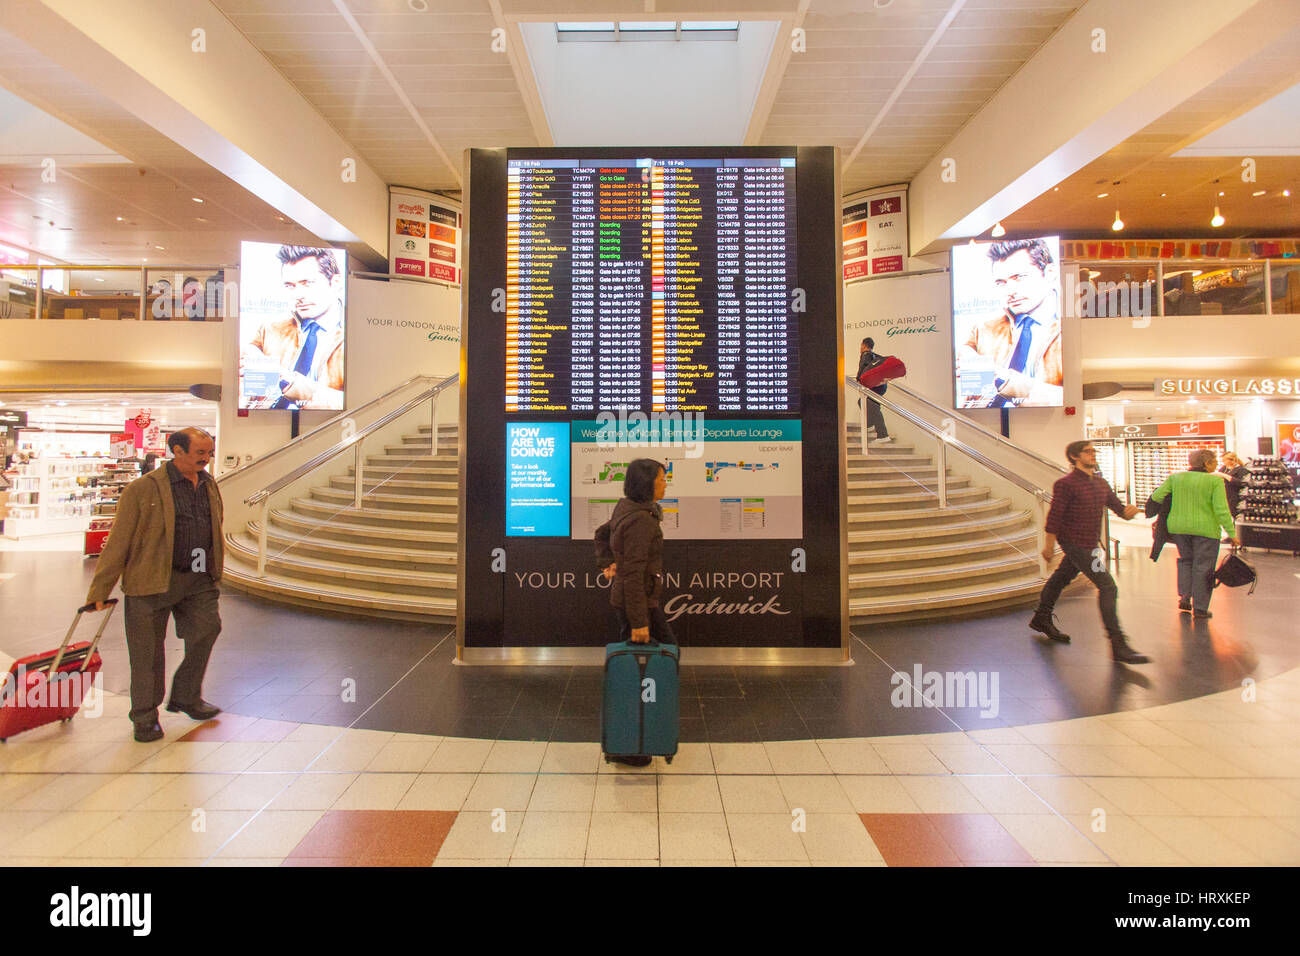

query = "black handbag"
[1213, 552, 1257, 594]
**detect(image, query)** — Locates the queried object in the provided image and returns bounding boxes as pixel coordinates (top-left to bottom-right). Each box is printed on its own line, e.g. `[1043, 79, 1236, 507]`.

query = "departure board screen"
[505, 155, 798, 415]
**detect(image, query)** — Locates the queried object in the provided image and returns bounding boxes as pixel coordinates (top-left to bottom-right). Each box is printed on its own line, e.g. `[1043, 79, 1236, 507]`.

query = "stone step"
[849, 530, 1039, 568]
[268, 508, 456, 550]
[849, 553, 1040, 596]
[849, 576, 1045, 623]
[227, 533, 456, 598]
[364, 455, 458, 471]
[309, 486, 457, 513]
[846, 496, 1011, 528]
[849, 509, 1032, 546]
[219, 550, 456, 624]
[249, 521, 458, 569]
[330, 474, 459, 495]
[847, 486, 989, 510]
[289, 497, 457, 529]
[847, 474, 966, 493]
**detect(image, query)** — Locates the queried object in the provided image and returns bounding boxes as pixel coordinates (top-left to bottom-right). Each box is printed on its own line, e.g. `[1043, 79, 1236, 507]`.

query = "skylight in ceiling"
[556, 21, 740, 41]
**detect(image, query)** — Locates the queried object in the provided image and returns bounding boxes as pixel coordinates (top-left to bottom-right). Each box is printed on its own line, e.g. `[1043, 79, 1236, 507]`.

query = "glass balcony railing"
[0, 265, 232, 321]
[1069, 258, 1297, 319]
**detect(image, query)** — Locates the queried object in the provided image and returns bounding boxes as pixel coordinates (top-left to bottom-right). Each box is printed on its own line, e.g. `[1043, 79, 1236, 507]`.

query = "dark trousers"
[123, 571, 221, 725]
[1037, 543, 1123, 638]
[1171, 533, 1219, 611]
[616, 603, 677, 646]
[859, 393, 888, 438]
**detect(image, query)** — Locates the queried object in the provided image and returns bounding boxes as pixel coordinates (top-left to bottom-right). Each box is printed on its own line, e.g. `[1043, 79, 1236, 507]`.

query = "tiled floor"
[4, 543, 1299, 743]
[2, 541, 1297, 865]
[0, 670, 1296, 866]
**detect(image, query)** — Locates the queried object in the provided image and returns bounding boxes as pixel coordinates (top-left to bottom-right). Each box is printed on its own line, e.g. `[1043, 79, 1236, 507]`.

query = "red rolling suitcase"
[0, 599, 115, 742]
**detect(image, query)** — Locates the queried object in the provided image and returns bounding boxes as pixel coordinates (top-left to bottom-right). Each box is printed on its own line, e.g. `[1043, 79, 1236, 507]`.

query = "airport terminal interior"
[0, 0, 1298, 869]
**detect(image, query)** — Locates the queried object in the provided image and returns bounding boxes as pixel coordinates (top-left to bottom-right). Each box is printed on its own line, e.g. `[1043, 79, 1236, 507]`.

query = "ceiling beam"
[907, 0, 1300, 256]
[5, 0, 391, 269]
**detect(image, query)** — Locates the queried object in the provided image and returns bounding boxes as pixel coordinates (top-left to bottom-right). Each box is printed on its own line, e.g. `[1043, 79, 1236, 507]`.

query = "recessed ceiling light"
[1252, 190, 1267, 197]
[94, 276, 105, 282]
[1122, 399, 1130, 404]
[1096, 192, 1109, 199]
[408, 0, 428, 10]
[115, 216, 125, 222]
[1284, 189, 1292, 197]
[874, 0, 895, 7]
[1053, 187, 1059, 191]
[195, 217, 208, 223]
[154, 245, 165, 250]
[1187, 398, 1198, 404]
[1218, 191, 1225, 197]
[56, 400, 68, 406]
[120, 402, 129, 407]
[191, 197, 204, 203]
[1160, 193, 1167, 197]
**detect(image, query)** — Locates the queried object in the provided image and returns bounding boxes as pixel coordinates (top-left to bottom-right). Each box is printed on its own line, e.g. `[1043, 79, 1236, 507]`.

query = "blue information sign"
[506, 422, 570, 536]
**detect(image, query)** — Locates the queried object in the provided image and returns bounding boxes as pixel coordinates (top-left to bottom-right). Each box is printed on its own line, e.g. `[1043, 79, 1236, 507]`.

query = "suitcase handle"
[76, 598, 118, 614]
[50, 600, 119, 675]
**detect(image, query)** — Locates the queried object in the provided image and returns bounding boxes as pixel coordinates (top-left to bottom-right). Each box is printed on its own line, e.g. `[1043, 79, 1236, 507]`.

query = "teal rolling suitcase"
[602, 640, 679, 763]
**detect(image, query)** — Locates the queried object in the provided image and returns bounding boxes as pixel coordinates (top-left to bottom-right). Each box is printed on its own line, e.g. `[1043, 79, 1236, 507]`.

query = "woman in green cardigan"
[1150, 449, 1240, 618]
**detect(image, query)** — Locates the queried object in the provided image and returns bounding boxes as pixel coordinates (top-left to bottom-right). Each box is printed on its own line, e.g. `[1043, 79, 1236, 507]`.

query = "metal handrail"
[887, 381, 1068, 476]
[848, 376, 1052, 503]
[238, 374, 439, 475]
[245, 372, 458, 506]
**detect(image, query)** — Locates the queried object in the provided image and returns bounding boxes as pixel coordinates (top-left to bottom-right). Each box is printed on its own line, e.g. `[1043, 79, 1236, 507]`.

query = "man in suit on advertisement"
[957, 238, 1063, 408]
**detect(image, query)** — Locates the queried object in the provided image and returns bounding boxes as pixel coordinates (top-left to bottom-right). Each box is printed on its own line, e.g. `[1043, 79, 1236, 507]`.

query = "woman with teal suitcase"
[594, 458, 680, 767]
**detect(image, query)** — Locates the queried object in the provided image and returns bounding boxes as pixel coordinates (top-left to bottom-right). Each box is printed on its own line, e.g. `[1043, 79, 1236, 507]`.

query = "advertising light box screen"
[505, 155, 798, 415]
[239, 241, 347, 410]
[951, 236, 1063, 409]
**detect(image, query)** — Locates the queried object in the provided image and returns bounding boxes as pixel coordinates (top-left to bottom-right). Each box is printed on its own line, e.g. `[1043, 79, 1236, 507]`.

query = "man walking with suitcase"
[1030, 440, 1150, 664]
[86, 428, 225, 742]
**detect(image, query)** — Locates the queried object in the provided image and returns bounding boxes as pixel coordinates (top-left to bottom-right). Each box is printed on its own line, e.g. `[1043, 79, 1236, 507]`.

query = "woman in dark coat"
[1218, 452, 1250, 519]
[594, 458, 672, 646]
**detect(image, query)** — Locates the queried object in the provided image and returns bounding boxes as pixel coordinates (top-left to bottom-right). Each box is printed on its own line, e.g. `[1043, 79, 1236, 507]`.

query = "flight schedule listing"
[505, 156, 798, 414]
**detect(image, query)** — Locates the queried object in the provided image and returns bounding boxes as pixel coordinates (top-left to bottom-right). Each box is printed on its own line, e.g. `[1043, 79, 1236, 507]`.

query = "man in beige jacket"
[87, 428, 225, 742]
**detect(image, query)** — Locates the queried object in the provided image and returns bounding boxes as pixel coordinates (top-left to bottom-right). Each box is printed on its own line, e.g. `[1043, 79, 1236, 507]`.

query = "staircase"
[221, 424, 460, 623]
[846, 421, 1046, 624]
[221, 415, 1049, 627]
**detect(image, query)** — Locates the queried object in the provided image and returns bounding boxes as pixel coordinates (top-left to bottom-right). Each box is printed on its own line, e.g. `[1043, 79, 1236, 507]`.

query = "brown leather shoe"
[165, 699, 221, 720]
[133, 721, 164, 743]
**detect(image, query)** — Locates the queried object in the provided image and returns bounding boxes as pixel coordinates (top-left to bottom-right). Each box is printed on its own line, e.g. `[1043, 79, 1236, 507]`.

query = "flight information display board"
[462, 146, 845, 654]
[505, 156, 798, 415]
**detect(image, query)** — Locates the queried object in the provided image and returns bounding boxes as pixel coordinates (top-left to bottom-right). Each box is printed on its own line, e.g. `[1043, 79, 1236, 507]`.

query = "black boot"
[1029, 609, 1071, 643]
[1110, 634, 1150, 664]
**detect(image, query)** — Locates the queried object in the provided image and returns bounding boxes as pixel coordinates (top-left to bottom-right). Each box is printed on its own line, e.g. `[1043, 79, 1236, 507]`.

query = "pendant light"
[1211, 206, 1225, 228]
[1111, 209, 1124, 231]
[990, 222, 1006, 238]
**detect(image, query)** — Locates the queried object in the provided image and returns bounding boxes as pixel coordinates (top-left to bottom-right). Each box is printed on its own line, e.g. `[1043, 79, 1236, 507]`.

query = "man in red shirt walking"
[1031, 440, 1149, 664]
